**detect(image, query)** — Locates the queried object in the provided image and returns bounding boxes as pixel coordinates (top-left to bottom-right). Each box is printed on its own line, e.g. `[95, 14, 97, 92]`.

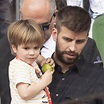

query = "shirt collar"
[52, 53, 85, 75]
[43, 35, 55, 50]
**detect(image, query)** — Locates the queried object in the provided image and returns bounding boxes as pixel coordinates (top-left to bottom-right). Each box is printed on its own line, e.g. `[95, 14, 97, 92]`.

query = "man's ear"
[52, 27, 58, 42]
[19, 9, 23, 19]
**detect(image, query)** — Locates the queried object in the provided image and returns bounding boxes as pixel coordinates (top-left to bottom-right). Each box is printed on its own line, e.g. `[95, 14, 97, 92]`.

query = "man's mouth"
[64, 53, 76, 59]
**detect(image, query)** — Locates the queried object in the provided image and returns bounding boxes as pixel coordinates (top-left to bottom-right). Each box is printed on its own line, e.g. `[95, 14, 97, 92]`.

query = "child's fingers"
[45, 58, 53, 63]
[41, 58, 55, 68]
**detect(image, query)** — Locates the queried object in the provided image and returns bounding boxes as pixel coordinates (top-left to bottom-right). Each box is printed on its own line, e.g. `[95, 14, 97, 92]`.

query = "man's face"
[39, 13, 55, 43]
[53, 26, 88, 65]
[20, 0, 55, 43]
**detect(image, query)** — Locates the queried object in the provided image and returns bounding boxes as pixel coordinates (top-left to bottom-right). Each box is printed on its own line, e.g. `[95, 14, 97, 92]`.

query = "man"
[49, 6, 104, 104]
[20, 0, 56, 58]
[60, 0, 103, 66]
[0, 0, 56, 103]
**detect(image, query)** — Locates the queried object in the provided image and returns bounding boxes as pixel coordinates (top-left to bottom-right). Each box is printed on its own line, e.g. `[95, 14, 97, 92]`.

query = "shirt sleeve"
[14, 62, 32, 86]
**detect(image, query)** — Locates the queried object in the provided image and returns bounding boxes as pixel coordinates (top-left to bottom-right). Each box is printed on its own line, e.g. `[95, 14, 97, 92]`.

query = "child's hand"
[40, 58, 55, 69]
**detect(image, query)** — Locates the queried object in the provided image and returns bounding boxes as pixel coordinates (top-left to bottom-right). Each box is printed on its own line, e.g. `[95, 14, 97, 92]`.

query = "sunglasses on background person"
[40, 13, 55, 31]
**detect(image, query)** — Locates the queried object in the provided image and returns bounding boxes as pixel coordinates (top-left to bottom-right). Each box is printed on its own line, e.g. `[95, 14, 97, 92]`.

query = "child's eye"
[23, 47, 29, 50]
[34, 46, 39, 50]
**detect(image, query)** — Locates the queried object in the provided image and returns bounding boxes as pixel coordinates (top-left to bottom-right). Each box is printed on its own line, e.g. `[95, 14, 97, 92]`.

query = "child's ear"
[52, 27, 58, 42]
[11, 44, 17, 53]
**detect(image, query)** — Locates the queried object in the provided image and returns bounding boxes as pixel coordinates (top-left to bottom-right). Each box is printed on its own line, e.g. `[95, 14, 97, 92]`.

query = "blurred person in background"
[9, 0, 16, 21]
[0, 0, 13, 104]
[90, 0, 104, 66]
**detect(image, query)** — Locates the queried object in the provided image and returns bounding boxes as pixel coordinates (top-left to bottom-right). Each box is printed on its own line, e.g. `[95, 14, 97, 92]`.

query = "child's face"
[12, 43, 40, 65]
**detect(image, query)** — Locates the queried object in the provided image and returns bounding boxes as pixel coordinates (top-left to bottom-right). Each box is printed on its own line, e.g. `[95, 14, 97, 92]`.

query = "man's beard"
[55, 43, 79, 65]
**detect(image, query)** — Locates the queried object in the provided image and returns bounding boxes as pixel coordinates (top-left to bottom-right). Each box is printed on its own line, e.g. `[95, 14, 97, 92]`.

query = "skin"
[52, 26, 88, 73]
[20, 0, 55, 43]
[11, 42, 54, 100]
[12, 43, 40, 65]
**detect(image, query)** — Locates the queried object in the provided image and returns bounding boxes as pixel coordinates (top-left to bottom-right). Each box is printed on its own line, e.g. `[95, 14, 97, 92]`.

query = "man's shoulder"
[78, 56, 104, 75]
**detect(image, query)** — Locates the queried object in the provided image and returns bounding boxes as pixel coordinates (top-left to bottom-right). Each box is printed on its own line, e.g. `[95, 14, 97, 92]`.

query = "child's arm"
[16, 58, 54, 101]
[16, 69, 53, 100]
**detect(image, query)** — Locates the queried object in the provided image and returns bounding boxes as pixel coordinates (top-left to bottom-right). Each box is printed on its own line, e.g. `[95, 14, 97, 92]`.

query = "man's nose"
[69, 42, 76, 52]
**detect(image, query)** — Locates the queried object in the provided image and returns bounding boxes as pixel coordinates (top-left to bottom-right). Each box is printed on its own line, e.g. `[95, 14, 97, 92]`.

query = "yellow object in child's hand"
[41, 63, 54, 73]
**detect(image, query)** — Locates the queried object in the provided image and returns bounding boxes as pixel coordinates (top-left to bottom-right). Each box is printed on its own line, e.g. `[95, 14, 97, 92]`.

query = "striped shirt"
[9, 58, 48, 104]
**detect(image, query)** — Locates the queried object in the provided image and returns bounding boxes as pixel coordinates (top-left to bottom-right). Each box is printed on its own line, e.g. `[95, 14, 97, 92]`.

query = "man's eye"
[64, 38, 72, 42]
[76, 40, 85, 44]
